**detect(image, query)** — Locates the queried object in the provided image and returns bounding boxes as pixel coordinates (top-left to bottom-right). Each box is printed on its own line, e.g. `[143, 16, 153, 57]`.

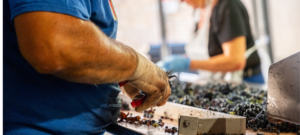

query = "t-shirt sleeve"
[9, 0, 90, 21]
[216, 2, 247, 44]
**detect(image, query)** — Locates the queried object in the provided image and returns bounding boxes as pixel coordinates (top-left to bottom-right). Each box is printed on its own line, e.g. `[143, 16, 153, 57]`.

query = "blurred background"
[112, 0, 300, 84]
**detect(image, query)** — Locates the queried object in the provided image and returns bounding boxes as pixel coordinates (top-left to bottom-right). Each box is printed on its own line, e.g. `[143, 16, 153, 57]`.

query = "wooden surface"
[121, 111, 178, 126]
[121, 110, 297, 135]
[118, 94, 297, 135]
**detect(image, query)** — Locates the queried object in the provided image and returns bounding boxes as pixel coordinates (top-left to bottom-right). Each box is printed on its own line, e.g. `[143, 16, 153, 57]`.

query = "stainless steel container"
[267, 51, 300, 124]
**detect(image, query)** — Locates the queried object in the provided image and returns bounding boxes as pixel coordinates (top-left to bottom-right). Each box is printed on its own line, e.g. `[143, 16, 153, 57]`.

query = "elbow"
[19, 44, 66, 74]
[28, 54, 66, 74]
[32, 49, 67, 74]
[33, 61, 65, 74]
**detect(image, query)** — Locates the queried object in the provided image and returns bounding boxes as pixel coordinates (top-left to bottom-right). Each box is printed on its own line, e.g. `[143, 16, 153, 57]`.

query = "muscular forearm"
[15, 12, 137, 84]
[51, 20, 138, 84]
[190, 54, 245, 72]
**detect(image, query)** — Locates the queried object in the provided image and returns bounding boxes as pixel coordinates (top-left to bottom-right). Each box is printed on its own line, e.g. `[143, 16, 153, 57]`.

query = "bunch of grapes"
[246, 110, 268, 130]
[157, 81, 300, 134]
[265, 122, 300, 134]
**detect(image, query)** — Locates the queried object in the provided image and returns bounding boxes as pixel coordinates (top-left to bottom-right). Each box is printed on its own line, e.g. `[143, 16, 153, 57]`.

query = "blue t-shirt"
[4, 0, 121, 134]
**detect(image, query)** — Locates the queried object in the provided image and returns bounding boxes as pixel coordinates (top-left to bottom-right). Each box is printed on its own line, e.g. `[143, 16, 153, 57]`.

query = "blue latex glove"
[156, 55, 191, 72]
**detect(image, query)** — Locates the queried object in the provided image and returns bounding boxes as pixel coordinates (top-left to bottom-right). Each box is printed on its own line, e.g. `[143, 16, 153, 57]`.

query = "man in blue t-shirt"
[3, 0, 171, 134]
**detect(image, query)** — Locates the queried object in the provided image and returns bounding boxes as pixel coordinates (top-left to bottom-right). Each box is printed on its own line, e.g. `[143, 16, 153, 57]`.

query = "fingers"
[157, 97, 168, 106]
[135, 87, 170, 111]
[134, 77, 171, 112]
[123, 83, 140, 100]
[120, 87, 126, 94]
[157, 93, 170, 106]
[157, 84, 171, 106]
[135, 92, 162, 112]
[128, 61, 172, 112]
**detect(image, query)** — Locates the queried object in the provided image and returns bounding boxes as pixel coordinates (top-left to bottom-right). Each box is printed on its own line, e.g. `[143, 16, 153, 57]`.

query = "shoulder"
[215, 0, 246, 15]
[211, 0, 248, 25]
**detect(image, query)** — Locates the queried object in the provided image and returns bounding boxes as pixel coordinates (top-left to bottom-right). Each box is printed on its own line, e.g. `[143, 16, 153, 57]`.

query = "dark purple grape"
[253, 127, 258, 132]
[277, 130, 281, 135]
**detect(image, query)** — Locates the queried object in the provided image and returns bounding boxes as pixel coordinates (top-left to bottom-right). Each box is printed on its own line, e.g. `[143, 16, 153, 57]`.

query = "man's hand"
[120, 83, 140, 100]
[122, 52, 171, 112]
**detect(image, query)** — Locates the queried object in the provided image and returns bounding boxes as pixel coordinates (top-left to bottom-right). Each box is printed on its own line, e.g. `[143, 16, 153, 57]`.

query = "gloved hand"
[122, 51, 171, 112]
[156, 55, 191, 72]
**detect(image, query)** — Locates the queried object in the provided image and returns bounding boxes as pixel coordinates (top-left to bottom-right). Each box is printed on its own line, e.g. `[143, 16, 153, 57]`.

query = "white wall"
[113, 0, 300, 62]
[267, 0, 300, 62]
[113, 0, 161, 55]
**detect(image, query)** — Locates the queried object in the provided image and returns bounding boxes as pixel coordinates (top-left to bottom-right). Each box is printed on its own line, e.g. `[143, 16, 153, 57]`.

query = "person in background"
[3, 0, 171, 134]
[157, 0, 264, 84]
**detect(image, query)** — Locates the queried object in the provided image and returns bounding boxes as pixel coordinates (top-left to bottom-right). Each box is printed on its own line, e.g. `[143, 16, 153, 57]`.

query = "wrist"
[127, 50, 151, 81]
[190, 60, 196, 70]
